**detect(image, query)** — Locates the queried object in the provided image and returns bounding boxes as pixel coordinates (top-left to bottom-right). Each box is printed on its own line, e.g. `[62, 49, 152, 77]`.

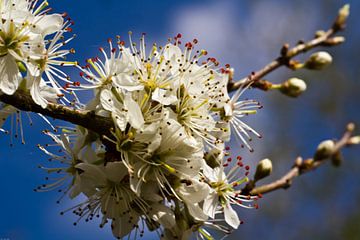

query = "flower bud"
[280, 78, 307, 98]
[348, 136, 360, 145]
[305, 51, 332, 70]
[254, 158, 273, 182]
[314, 139, 335, 160]
[333, 4, 350, 30]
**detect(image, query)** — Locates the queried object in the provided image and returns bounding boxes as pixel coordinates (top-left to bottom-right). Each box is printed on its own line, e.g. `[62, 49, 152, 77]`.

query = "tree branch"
[0, 90, 114, 136]
[246, 123, 357, 195]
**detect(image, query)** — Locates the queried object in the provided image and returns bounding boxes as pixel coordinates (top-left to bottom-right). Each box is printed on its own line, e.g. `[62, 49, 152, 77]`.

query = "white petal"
[33, 14, 63, 36]
[124, 93, 144, 129]
[30, 75, 48, 108]
[111, 212, 139, 239]
[163, 44, 182, 60]
[104, 162, 128, 183]
[177, 180, 210, 204]
[152, 87, 177, 105]
[149, 203, 176, 229]
[224, 204, 240, 229]
[99, 89, 114, 111]
[186, 203, 208, 221]
[203, 193, 218, 218]
[0, 55, 20, 95]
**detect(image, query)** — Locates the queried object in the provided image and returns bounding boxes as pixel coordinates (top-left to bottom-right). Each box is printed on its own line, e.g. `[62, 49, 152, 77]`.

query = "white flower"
[223, 85, 262, 151]
[36, 130, 86, 201]
[202, 158, 257, 229]
[100, 89, 145, 131]
[78, 39, 143, 92]
[130, 118, 203, 197]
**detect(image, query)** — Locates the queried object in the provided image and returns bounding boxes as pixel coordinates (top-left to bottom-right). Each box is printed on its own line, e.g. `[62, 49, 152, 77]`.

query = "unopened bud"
[331, 151, 343, 167]
[315, 30, 326, 38]
[348, 136, 360, 145]
[305, 51, 333, 70]
[280, 78, 307, 97]
[324, 36, 346, 46]
[314, 140, 335, 160]
[334, 4, 350, 30]
[254, 158, 272, 182]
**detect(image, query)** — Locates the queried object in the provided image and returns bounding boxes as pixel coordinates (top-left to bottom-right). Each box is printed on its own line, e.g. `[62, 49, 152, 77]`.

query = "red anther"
[79, 72, 84, 77]
[238, 162, 244, 167]
[62, 12, 68, 17]
[223, 163, 229, 167]
[177, 40, 182, 45]
[232, 182, 238, 187]
[99, 47, 104, 52]
[92, 57, 97, 62]
[65, 27, 73, 32]
[258, 193, 263, 198]
[67, 17, 71, 21]
[119, 41, 125, 46]
[220, 68, 225, 74]
[63, 83, 71, 89]
[107, 38, 112, 43]
[186, 42, 193, 49]
[73, 81, 81, 86]
[227, 157, 232, 162]
[245, 165, 250, 171]
[225, 146, 230, 150]
[240, 220, 244, 225]
[142, 32, 147, 36]
[237, 156, 242, 160]
[177, 33, 182, 38]
[237, 200, 242, 204]
[70, 21, 75, 25]
[245, 172, 249, 176]
[193, 38, 198, 44]
[111, 48, 117, 53]
[254, 203, 259, 209]
[85, 64, 90, 69]
[225, 63, 230, 68]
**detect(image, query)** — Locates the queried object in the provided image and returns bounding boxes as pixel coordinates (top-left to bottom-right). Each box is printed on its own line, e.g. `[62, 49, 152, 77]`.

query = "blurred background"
[0, 0, 359, 239]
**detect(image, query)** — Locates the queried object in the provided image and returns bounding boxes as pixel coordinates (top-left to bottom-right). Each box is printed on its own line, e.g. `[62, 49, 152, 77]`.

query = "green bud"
[254, 158, 273, 182]
[305, 51, 332, 70]
[280, 78, 307, 97]
[314, 140, 335, 160]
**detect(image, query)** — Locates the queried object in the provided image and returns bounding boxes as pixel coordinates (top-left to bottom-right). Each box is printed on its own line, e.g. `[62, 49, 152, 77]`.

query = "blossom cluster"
[0, 0, 75, 138]
[0, 1, 262, 239]
[36, 34, 262, 239]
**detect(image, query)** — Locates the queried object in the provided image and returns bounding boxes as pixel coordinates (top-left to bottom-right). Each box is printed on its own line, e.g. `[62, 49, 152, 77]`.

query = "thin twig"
[247, 123, 356, 195]
[227, 15, 345, 92]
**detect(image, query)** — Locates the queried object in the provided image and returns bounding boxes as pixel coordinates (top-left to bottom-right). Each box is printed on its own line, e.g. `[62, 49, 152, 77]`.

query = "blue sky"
[1, 0, 359, 239]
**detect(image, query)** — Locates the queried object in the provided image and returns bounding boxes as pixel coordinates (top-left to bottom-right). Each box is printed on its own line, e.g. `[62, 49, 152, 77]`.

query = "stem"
[247, 123, 356, 195]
